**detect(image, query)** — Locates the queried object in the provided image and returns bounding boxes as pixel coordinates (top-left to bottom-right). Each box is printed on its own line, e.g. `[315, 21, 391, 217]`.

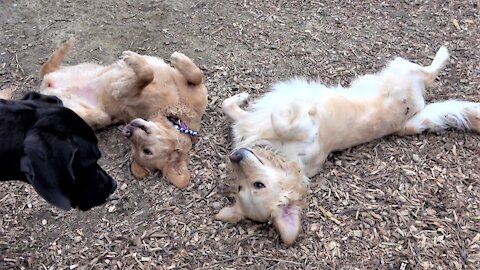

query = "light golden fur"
[216, 47, 480, 245]
[39, 38, 208, 188]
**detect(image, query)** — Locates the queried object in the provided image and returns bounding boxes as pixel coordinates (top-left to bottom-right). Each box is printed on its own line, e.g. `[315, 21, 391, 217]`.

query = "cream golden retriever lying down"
[39, 38, 208, 188]
[216, 47, 480, 246]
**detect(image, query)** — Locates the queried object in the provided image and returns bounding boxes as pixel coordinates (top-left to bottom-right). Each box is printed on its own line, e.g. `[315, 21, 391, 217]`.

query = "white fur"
[219, 46, 480, 246]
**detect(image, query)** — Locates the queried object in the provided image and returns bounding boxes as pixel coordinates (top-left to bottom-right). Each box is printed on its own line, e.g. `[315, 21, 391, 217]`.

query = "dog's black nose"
[229, 150, 244, 162]
[110, 180, 117, 194]
[122, 126, 133, 138]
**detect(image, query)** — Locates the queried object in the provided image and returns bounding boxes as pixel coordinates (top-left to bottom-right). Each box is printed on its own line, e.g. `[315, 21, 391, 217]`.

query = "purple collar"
[167, 116, 198, 138]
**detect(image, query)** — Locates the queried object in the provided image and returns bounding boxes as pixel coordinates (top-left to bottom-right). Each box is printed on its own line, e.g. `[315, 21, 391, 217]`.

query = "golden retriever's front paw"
[121, 51, 143, 67]
[170, 51, 192, 67]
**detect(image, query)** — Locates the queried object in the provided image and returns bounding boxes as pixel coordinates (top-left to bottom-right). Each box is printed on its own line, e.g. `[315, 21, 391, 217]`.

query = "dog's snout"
[229, 149, 245, 162]
[122, 126, 133, 138]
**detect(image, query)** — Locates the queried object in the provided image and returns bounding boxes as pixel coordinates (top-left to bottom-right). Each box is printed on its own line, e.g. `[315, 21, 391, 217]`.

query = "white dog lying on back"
[216, 47, 480, 246]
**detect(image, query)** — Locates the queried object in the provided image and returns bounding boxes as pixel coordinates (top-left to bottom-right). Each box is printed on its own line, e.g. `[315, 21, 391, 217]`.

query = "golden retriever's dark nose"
[122, 126, 133, 138]
[229, 149, 245, 162]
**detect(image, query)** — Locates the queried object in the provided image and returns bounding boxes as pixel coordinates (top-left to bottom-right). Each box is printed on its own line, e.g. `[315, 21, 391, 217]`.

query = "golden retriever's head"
[215, 146, 308, 246]
[122, 117, 192, 188]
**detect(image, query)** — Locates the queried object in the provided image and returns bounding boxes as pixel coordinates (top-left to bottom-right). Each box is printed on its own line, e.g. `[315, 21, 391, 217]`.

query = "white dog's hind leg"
[397, 100, 480, 135]
[420, 47, 450, 84]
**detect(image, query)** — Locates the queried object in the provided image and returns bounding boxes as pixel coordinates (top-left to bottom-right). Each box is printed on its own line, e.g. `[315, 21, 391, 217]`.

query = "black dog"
[0, 91, 117, 211]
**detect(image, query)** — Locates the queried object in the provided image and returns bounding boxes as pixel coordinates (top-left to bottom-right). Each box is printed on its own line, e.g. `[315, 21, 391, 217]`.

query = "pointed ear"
[20, 129, 77, 211]
[272, 203, 303, 246]
[215, 201, 245, 224]
[163, 155, 190, 188]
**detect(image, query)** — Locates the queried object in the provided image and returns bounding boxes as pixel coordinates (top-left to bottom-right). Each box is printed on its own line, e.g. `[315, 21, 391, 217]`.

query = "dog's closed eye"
[143, 148, 153, 156]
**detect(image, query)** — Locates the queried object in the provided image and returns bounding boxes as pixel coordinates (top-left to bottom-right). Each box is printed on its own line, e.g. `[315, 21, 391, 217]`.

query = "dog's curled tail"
[39, 37, 75, 78]
[399, 100, 480, 135]
[421, 46, 449, 84]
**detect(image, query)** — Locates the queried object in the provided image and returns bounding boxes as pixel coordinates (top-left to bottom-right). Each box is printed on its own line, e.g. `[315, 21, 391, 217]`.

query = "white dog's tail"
[399, 100, 480, 135]
[39, 37, 75, 78]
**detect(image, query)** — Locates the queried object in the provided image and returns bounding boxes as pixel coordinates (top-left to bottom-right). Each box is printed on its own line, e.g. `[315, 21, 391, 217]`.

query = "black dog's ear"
[21, 92, 63, 105]
[20, 128, 77, 211]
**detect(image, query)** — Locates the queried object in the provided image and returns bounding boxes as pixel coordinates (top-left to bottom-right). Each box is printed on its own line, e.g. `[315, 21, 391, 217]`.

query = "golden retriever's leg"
[222, 92, 249, 121]
[39, 37, 75, 77]
[397, 100, 480, 135]
[112, 51, 154, 99]
[170, 52, 203, 85]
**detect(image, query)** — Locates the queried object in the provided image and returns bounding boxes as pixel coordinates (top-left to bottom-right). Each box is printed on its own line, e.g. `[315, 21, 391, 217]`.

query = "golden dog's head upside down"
[122, 117, 192, 188]
[39, 38, 208, 188]
[215, 147, 308, 246]
[216, 47, 480, 245]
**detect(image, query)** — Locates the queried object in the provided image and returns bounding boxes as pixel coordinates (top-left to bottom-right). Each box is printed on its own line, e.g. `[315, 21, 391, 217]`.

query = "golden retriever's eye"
[253, 181, 266, 189]
[143, 148, 153, 156]
[238, 185, 242, 192]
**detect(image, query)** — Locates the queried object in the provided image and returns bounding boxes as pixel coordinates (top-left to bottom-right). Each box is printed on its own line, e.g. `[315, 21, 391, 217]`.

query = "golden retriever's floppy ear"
[215, 201, 245, 224]
[20, 128, 77, 210]
[163, 153, 190, 188]
[131, 160, 150, 179]
[271, 203, 303, 246]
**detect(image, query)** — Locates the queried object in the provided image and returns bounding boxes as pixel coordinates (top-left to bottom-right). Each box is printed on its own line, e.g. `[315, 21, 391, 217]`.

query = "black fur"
[0, 92, 116, 211]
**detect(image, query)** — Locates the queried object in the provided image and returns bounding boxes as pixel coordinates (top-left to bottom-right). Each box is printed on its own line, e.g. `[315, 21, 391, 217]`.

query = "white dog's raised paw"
[233, 92, 250, 105]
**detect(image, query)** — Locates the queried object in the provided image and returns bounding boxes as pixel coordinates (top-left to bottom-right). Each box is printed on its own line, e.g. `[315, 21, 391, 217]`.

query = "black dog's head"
[16, 92, 117, 211]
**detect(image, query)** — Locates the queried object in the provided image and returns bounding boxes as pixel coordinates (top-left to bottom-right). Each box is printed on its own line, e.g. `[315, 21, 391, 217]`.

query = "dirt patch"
[1, 0, 479, 269]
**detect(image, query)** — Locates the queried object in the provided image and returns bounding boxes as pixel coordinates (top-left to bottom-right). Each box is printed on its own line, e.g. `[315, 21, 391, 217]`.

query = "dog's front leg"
[222, 92, 250, 121]
[170, 52, 203, 85]
[112, 51, 154, 99]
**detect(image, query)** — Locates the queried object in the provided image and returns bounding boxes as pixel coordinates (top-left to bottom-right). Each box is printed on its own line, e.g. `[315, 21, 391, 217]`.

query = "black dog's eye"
[253, 181, 266, 189]
[143, 149, 153, 155]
